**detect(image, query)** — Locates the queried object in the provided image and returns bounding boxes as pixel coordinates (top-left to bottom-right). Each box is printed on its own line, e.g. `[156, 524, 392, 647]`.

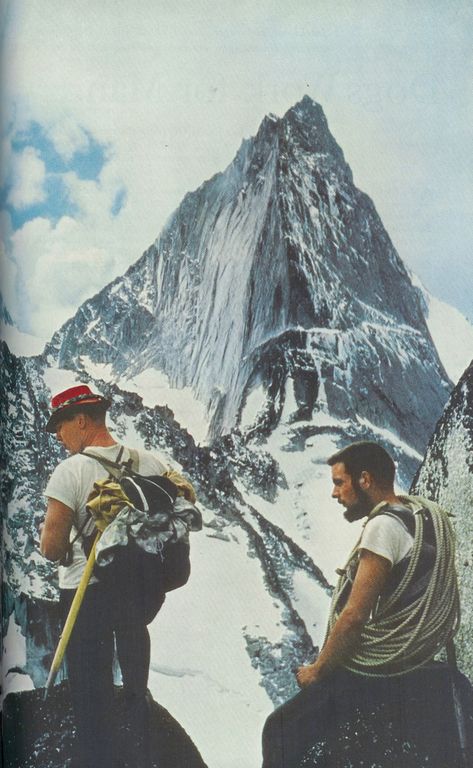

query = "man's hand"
[296, 663, 321, 688]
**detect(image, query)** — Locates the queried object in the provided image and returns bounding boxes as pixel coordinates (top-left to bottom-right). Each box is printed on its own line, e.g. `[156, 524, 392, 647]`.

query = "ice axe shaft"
[44, 531, 101, 699]
[447, 640, 470, 767]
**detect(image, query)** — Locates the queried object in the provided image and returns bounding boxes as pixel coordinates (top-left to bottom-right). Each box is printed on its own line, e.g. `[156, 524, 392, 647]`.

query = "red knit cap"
[46, 384, 111, 432]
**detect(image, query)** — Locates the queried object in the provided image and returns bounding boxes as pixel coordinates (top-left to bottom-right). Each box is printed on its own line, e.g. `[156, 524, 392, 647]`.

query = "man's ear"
[358, 470, 371, 489]
[76, 413, 87, 429]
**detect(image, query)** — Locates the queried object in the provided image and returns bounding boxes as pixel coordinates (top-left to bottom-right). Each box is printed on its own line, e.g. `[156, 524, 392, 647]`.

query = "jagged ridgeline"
[412, 362, 473, 680]
[46, 96, 450, 457]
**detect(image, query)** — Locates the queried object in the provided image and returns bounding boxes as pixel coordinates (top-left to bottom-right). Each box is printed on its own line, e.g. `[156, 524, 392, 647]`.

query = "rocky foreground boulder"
[263, 664, 473, 768]
[412, 361, 473, 679]
[2, 684, 207, 768]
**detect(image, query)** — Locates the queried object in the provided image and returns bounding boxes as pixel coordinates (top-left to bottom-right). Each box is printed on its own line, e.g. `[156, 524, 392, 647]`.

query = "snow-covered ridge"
[410, 271, 473, 384]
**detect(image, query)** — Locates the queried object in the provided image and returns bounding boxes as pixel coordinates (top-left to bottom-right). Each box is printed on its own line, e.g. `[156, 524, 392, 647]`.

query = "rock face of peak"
[0, 292, 14, 326]
[43, 98, 449, 455]
[283, 96, 351, 174]
[412, 362, 473, 678]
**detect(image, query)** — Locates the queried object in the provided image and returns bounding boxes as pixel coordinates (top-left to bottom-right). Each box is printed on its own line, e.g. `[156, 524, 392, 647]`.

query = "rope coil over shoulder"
[326, 494, 461, 677]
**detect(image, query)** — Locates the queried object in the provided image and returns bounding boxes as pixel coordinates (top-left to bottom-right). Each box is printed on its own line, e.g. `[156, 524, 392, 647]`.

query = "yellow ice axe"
[44, 531, 101, 699]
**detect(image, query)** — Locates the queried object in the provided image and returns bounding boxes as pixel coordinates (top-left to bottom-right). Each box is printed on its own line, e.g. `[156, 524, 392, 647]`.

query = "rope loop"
[327, 495, 460, 677]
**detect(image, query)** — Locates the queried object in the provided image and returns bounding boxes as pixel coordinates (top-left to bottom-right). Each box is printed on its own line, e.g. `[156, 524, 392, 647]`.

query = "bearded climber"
[262, 441, 463, 768]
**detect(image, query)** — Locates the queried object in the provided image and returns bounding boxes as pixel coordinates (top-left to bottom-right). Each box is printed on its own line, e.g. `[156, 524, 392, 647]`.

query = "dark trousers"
[262, 666, 467, 768]
[60, 583, 152, 768]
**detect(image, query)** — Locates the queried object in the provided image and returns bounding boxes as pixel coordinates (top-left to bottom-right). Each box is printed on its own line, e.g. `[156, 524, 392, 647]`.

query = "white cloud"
[9, 214, 116, 336]
[61, 169, 117, 223]
[0, 321, 47, 356]
[47, 118, 90, 162]
[4, 152, 134, 336]
[7, 146, 46, 209]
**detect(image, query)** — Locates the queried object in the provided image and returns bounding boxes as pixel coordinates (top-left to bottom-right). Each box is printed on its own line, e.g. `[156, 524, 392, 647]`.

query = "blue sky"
[4, 122, 126, 229]
[1, 0, 472, 338]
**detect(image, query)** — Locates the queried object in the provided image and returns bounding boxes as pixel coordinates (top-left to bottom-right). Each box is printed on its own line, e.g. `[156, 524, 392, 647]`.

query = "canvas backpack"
[71, 447, 201, 622]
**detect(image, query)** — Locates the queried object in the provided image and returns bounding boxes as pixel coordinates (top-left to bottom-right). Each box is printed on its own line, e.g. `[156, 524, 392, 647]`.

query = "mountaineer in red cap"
[41, 383, 171, 768]
[45, 384, 112, 434]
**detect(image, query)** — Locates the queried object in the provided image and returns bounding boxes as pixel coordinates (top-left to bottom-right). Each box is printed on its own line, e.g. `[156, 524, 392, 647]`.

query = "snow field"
[147, 514, 277, 768]
[76, 360, 211, 444]
[2, 617, 35, 702]
[409, 271, 473, 384]
[42, 366, 83, 399]
[262, 416, 364, 578]
[116, 367, 209, 445]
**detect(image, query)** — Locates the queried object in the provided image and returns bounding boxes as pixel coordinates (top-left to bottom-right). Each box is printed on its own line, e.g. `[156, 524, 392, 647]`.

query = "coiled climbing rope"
[326, 494, 461, 677]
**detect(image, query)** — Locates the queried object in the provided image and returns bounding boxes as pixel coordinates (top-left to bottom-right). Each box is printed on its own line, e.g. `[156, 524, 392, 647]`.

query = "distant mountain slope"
[44, 96, 450, 456]
[410, 274, 473, 384]
[0, 292, 46, 356]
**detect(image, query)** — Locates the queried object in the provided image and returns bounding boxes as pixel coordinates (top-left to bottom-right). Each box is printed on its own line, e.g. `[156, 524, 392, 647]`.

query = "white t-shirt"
[359, 511, 413, 566]
[44, 443, 167, 589]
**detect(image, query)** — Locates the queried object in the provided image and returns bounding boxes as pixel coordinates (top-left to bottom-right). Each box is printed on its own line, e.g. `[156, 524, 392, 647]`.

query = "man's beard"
[343, 488, 372, 522]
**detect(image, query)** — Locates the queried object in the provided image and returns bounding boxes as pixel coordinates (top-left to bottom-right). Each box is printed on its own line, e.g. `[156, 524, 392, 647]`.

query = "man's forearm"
[296, 550, 391, 688]
[314, 608, 365, 676]
[40, 530, 68, 561]
[40, 498, 74, 561]
[297, 550, 391, 686]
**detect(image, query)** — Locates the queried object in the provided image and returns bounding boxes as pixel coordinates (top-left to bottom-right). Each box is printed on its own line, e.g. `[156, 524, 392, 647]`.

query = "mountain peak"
[278, 95, 350, 176]
[44, 97, 449, 448]
[286, 94, 325, 119]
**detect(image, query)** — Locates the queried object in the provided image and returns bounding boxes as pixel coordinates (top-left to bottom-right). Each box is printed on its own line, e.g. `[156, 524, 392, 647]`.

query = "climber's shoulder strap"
[80, 445, 126, 476]
[128, 448, 139, 473]
[376, 504, 416, 537]
[62, 446, 129, 564]
[333, 504, 424, 608]
[80, 445, 140, 476]
[375, 502, 437, 548]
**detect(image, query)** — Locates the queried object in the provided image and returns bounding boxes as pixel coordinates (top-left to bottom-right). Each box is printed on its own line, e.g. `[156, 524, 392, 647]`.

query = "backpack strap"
[378, 504, 416, 537]
[61, 446, 129, 564]
[60, 511, 96, 565]
[80, 445, 135, 478]
[128, 448, 139, 473]
[375, 503, 437, 609]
